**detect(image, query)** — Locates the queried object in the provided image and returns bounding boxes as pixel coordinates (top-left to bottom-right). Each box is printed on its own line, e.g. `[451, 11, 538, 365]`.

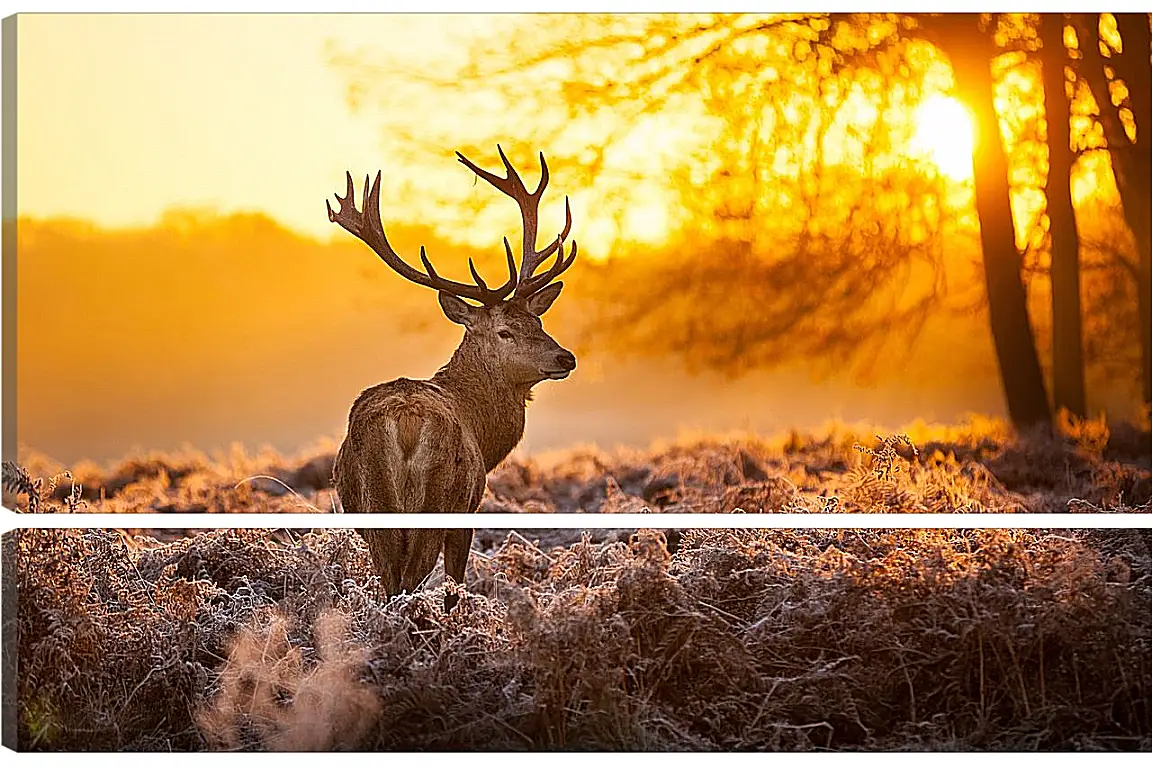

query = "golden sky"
[16, 14, 492, 241]
[15, 13, 987, 253]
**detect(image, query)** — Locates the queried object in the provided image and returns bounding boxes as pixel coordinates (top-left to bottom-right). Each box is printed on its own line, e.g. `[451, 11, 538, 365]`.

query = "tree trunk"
[1040, 13, 1088, 418]
[1111, 14, 1152, 407]
[1079, 13, 1152, 406]
[931, 16, 1053, 428]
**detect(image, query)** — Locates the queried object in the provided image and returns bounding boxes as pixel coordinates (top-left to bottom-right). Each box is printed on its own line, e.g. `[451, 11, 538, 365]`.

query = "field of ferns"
[5, 416, 1151, 513]
[7, 418, 1150, 749]
[9, 525, 1152, 750]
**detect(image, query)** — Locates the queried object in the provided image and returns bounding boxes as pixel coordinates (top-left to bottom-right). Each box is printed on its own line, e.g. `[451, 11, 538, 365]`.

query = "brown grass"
[11, 526, 1152, 750]
[7, 417, 1150, 513]
[195, 610, 381, 751]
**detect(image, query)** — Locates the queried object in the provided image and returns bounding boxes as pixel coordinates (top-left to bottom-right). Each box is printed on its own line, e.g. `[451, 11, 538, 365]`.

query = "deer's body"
[335, 378, 490, 515]
[327, 146, 577, 610]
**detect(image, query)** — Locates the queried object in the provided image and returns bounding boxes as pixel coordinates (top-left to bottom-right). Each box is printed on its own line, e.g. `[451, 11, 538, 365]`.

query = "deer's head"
[327, 146, 577, 387]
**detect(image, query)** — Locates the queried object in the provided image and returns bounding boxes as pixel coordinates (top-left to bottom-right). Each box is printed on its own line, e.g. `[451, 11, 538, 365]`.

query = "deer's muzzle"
[542, 349, 577, 379]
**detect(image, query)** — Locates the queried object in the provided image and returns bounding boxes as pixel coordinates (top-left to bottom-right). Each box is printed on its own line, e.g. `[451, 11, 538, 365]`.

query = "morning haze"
[8, 14, 1147, 505]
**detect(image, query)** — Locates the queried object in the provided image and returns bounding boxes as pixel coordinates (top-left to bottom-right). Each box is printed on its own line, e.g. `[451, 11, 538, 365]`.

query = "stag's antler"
[327, 171, 517, 306]
[456, 145, 577, 300]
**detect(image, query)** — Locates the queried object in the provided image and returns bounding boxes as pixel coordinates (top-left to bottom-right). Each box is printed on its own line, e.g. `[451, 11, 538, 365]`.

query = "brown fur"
[335, 295, 575, 610]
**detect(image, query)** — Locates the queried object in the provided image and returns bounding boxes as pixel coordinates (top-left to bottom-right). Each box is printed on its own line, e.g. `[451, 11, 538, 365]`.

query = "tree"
[333, 12, 1077, 428]
[921, 14, 1052, 427]
[360, 15, 959, 378]
[1039, 13, 1087, 418]
[1076, 13, 1152, 407]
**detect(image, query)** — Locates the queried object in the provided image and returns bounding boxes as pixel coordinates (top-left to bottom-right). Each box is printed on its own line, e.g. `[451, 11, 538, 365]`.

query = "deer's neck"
[432, 346, 531, 472]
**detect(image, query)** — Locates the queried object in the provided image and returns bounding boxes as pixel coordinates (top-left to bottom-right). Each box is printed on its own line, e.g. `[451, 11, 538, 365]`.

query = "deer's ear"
[525, 282, 563, 316]
[439, 292, 476, 326]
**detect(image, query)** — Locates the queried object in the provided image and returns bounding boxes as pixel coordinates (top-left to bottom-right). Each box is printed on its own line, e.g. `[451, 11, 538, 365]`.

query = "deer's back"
[334, 378, 485, 513]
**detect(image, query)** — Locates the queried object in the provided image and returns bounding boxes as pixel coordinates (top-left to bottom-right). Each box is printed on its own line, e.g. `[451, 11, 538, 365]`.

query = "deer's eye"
[497, 329, 515, 342]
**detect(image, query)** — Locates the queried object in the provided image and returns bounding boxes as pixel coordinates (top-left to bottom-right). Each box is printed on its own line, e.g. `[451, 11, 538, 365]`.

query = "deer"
[325, 146, 577, 611]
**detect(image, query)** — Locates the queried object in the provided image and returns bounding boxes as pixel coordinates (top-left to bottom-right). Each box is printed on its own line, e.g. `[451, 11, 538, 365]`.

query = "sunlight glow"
[910, 95, 976, 181]
[622, 200, 672, 245]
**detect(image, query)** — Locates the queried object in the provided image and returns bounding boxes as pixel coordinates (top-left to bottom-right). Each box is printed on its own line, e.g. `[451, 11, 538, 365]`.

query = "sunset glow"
[910, 95, 976, 180]
[11, 13, 1143, 473]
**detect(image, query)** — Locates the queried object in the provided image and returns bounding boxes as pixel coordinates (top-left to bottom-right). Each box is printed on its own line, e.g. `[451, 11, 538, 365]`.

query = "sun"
[910, 95, 976, 181]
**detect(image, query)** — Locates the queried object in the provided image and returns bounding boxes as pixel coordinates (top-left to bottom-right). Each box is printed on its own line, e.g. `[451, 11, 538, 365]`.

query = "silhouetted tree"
[350, 15, 955, 377]
[1076, 13, 1152, 406]
[1039, 13, 1087, 418]
[334, 12, 1079, 428]
[922, 14, 1052, 427]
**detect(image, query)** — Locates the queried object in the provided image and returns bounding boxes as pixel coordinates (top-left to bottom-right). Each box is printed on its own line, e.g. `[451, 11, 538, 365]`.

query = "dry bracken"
[10, 418, 1150, 514]
[11, 526, 1152, 751]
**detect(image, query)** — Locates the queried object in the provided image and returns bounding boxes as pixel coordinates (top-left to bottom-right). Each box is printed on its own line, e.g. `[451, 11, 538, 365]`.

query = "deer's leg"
[360, 529, 403, 600]
[398, 530, 443, 595]
[442, 528, 474, 612]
